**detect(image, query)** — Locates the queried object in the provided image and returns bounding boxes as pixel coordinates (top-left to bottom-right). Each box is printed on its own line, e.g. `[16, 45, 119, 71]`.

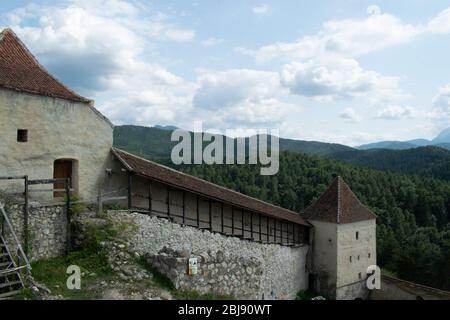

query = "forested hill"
[113, 125, 354, 160]
[180, 152, 450, 291]
[114, 125, 450, 180]
[331, 146, 450, 180]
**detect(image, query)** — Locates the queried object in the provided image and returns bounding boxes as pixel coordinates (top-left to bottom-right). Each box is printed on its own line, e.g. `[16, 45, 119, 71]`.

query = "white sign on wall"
[188, 257, 198, 276]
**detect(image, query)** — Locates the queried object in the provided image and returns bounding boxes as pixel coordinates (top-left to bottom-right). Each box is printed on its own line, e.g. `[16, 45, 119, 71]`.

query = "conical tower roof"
[303, 176, 376, 224]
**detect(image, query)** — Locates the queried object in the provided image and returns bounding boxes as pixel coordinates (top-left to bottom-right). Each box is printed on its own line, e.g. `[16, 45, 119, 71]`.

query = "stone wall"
[109, 211, 310, 300]
[1, 195, 67, 261]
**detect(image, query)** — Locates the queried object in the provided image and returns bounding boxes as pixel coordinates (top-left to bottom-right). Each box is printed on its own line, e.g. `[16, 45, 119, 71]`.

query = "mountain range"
[113, 125, 450, 181]
[358, 127, 450, 150]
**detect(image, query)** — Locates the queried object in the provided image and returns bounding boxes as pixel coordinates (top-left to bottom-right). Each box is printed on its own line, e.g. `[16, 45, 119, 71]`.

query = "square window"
[17, 129, 28, 142]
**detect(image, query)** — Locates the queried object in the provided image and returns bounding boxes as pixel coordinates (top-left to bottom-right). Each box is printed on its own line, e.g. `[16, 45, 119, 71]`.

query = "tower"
[303, 176, 377, 300]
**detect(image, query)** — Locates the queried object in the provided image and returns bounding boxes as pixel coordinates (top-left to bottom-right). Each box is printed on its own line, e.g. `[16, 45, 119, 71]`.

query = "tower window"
[358, 272, 362, 279]
[358, 255, 360, 260]
[368, 253, 371, 259]
[356, 231, 359, 240]
[349, 256, 352, 262]
[17, 129, 28, 142]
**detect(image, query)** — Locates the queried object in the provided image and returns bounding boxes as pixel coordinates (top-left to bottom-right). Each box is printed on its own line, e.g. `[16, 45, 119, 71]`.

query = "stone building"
[0, 28, 378, 300]
[303, 176, 377, 300]
[0, 28, 113, 200]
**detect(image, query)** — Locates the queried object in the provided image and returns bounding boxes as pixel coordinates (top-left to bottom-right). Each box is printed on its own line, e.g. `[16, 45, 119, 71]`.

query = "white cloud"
[432, 84, 450, 117]
[252, 4, 272, 16]
[192, 69, 294, 128]
[375, 105, 415, 120]
[202, 37, 224, 47]
[4, 0, 197, 126]
[244, 7, 420, 63]
[280, 56, 404, 102]
[428, 8, 450, 33]
[340, 108, 361, 122]
[165, 28, 195, 42]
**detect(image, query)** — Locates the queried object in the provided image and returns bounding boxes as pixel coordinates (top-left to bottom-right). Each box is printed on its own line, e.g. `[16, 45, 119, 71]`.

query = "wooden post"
[250, 212, 253, 240]
[127, 172, 132, 209]
[182, 191, 186, 225]
[267, 217, 270, 243]
[221, 203, 224, 233]
[259, 214, 262, 242]
[231, 208, 234, 235]
[148, 182, 153, 214]
[241, 210, 244, 237]
[196, 195, 200, 228]
[273, 219, 277, 243]
[65, 178, 72, 253]
[208, 200, 212, 230]
[167, 187, 171, 219]
[23, 175, 29, 255]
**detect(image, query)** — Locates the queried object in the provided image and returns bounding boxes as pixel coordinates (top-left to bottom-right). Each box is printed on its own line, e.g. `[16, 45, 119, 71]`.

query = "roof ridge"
[0, 28, 91, 103]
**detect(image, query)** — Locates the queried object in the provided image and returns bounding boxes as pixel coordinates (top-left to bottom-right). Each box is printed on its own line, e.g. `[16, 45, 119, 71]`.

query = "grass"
[21, 220, 121, 299]
[136, 256, 174, 291]
[295, 289, 318, 300]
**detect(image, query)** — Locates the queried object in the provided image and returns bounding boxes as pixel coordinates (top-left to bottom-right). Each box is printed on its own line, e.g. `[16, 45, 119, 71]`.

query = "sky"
[2, 0, 450, 146]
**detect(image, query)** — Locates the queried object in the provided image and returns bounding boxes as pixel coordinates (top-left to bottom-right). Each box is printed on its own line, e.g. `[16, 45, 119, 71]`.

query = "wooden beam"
[250, 211, 253, 240]
[23, 175, 29, 255]
[259, 213, 262, 242]
[267, 217, 270, 242]
[127, 173, 132, 209]
[209, 199, 212, 230]
[221, 203, 224, 233]
[148, 182, 153, 213]
[182, 191, 186, 225]
[231, 208, 235, 235]
[273, 219, 276, 244]
[166, 187, 170, 219]
[241, 209, 244, 237]
[196, 195, 200, 228]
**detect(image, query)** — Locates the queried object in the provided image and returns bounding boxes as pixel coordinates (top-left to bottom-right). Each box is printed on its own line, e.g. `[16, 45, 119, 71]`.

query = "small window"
[356, 231, 359, 240]
[17, 129, 28, 142]
[357, 255, 360, 260]
[358, 272, 362, 279]
[349, 256, 352, 262]
[368, 253, 371, 259]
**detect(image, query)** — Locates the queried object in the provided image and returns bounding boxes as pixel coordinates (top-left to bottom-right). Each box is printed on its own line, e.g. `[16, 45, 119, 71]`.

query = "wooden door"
[54, 160, 72, 198]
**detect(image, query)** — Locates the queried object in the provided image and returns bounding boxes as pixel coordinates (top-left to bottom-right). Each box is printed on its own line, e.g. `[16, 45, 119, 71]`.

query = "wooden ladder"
[0, 202, 31, 300]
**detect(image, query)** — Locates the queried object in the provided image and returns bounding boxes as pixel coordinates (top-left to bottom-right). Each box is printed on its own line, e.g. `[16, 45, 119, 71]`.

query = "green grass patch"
[136, 256, 174, 291]
[295, 289, 317, 300]
[28, 220, 122, 299]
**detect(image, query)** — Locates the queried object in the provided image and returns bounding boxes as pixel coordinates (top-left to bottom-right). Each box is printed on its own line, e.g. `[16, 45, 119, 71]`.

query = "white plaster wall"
[308, 219, 338, 298]
[0, 88, 113, 201]
[336, 219, 376, 289]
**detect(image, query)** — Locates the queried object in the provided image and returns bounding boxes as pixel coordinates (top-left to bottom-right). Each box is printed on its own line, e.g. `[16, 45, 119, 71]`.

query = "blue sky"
[2, 0, 450, 146]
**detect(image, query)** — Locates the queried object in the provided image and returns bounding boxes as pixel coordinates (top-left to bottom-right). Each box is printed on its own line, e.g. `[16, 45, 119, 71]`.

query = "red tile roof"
[0, 28, 91, 103]
[111, 148, 311, 227]
[302, 176, 376, 224]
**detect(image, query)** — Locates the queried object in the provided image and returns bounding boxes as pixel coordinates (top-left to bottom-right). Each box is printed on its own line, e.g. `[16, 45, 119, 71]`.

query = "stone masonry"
[109, 211, 310, 300]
